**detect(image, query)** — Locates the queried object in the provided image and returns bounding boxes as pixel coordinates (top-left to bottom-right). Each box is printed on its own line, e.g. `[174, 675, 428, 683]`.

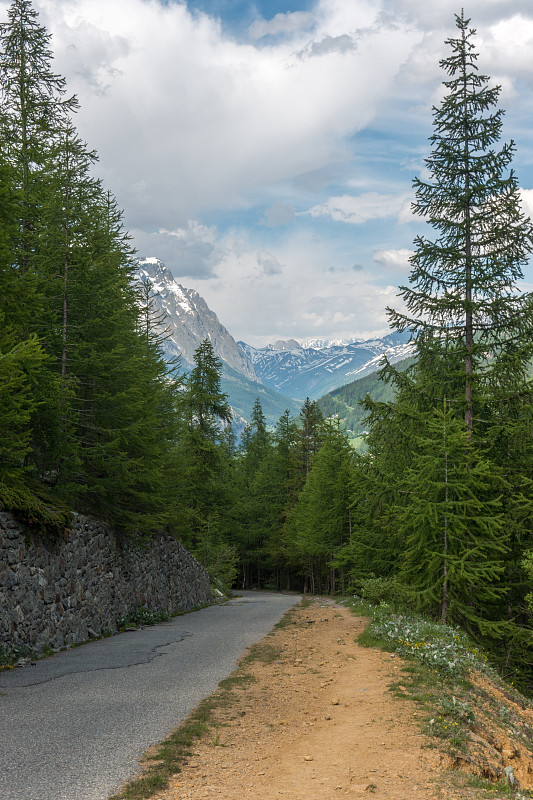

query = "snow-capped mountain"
[135, 257, 257, 380]
[134, 256, 413, 413]
[239, 333, 414, 402]
[301, 336, 363, 349]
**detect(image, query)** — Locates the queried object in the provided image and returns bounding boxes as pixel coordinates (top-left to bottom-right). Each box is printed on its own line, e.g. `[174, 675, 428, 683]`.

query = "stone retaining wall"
[0, 511, 212, 653]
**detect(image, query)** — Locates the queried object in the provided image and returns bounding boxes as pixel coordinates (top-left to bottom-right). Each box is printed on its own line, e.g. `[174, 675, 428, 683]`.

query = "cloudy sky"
[2, 0, 533, 346]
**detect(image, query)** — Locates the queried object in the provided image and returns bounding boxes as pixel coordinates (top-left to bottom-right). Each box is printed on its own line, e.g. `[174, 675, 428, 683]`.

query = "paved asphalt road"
[0, 591, 301, 800]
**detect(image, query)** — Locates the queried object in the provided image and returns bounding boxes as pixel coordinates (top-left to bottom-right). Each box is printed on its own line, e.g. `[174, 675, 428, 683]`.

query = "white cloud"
[184, 227, 402, 346]
[297, 33, 357, 59]
[1, 0, 420, 233]
[519, 188, 533, 220]
[134, 221, 220, 279]
[248, 11, 315, 40]
[1, 0, 532, 344]
[374, 248, 414, 271]
[306, 192, 412, 224]
[257, 251, 283, 276]
[259, 203, 296, 227]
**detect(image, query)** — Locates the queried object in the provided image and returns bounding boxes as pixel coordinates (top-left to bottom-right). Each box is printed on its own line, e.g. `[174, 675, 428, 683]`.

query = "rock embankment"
[0, 511, 212, 653]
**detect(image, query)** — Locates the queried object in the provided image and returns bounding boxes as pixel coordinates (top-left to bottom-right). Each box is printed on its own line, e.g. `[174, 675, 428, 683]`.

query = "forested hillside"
[317, 356, 414, 437]
[1, 3, 532, 688]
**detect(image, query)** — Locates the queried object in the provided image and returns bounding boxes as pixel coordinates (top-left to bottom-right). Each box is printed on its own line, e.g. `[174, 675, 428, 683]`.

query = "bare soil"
[146, 598, 531, 800]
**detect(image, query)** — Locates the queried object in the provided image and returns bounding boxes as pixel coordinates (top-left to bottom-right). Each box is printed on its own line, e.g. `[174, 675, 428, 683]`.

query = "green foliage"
[0, 0, 187, 538]
[219, 362, 300, 428]
[317, 356, 413, 436]
[523, 551, 533, 615]
[194, 517, 238, 593]
[284, 421, 355, 594]
[350, 576, 408, 608]
[389, 12, 533, 432]
[359, 12, 533, 681]
[398, 402, 508, 636]
[117, 606, 170, 630]
[0, 481, 72, 535]
[350, 598, 492, 680]
[0, 641, 37, 668]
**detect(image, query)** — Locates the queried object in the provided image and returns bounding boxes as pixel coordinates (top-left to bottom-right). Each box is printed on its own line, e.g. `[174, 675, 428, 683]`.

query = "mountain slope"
[136, 257, 257, 380]
[317, 355, 414, 435]
[220, 363, 301, 428]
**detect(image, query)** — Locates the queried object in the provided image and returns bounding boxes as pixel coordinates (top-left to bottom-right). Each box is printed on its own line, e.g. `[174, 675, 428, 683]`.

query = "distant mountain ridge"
[239, 333, 414, 402]
[134, 258, 300, 426]
[317, 354, 415, 437]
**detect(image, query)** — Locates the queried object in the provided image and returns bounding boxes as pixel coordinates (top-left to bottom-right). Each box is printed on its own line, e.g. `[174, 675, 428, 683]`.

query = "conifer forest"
[1, 3, 533, 686]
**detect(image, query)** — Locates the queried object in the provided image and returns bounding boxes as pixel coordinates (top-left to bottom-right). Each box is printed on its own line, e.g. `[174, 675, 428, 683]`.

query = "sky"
[2, 0, 533, 346]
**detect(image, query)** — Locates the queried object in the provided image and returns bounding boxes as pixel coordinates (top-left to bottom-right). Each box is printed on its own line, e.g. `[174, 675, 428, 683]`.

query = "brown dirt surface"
[143, 597, 531, 800]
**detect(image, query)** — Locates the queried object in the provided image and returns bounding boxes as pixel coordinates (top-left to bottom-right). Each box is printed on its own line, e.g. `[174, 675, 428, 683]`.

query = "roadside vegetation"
[345, 591, 533, 798]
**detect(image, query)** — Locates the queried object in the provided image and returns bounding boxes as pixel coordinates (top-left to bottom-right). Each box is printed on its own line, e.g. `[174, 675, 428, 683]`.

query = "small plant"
[499, 705, 512, 724]
[117, 606, 170, 630]
[354, 599, 492, 679]
[0, 642, 38, 669]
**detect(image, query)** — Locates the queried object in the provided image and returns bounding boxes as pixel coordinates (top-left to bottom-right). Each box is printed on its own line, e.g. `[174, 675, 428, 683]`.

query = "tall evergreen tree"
[397, 401, 507, 634]
[285, 422, 354, 594]
[175, 339, 232, 547]
[0, 151, 45, 498]
[298, 397, 324, 477]
[388, 11, 533, 435]
[0, 0, 77, 281]
[235, 398, 273, 588]
[363, 13, 533, 674]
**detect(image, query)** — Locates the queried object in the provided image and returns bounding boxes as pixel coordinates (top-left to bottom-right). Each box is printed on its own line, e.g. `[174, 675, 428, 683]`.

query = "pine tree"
[235, 398, 273, 588]
[0, 0, 78, 281]
[364, 13, 533, 673]
[0, 0, 187, 538]
[0, 0, 80, 485]
[0, 151, 45, 497]
[298, 397, 324, 477]
[182, 339, 231, 437]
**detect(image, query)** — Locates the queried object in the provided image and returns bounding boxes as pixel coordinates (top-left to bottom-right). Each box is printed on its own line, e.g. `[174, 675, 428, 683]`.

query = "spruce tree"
[0, 152, 45, 497]
[285, 422, 354, 594]
[235, 398, 273, 588]
[175, 339, 232, 546]
[0, 0, 77, 280]
[298, 397, 324, 476]
[388, 11, 533, 435]
[397, 401, 507, 634]
[365, 12, 533, 672]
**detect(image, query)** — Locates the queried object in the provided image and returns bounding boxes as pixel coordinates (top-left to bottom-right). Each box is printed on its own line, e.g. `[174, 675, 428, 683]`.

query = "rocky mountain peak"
[270, 339, 302, 351]
[135, 257, 257, 380]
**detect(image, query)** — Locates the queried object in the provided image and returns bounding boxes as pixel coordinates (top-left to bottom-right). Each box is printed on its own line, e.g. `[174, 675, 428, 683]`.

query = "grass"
[107, 600, 301, 800]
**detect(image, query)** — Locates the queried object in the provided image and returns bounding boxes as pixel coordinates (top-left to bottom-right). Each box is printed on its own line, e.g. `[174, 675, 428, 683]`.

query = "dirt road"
[146, 598, 500, 800]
